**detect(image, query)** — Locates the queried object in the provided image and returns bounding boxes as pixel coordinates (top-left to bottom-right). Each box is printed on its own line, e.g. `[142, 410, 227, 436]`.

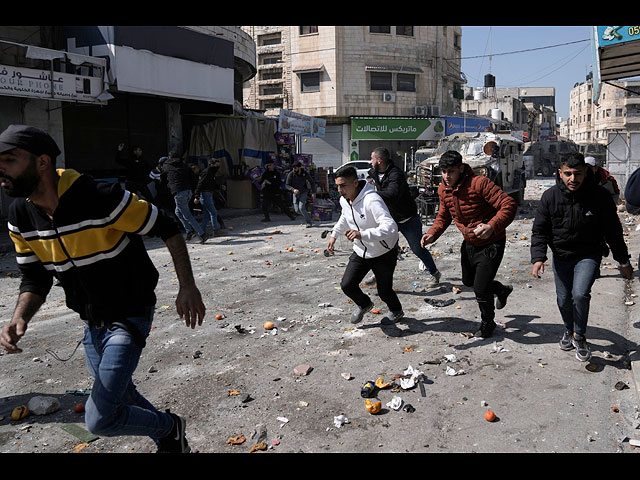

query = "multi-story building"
[567, 74, 640, 145]
[241, 26, 463, 167]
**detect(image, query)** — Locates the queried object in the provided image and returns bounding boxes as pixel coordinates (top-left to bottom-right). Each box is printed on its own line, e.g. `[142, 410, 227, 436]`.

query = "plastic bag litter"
[333, 415, 349, 428]
[446, 365, 465, 376]
[444, 354, 457, 362]
[400, 365, 424, 389]
[386, 396, 404, 411]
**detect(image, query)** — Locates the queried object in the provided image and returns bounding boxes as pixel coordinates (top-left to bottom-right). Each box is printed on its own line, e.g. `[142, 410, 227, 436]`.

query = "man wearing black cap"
[0, 124, 205, 453]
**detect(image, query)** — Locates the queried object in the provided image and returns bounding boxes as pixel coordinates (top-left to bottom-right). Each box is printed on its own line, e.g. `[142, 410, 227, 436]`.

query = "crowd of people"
[0, 124, 636, 452]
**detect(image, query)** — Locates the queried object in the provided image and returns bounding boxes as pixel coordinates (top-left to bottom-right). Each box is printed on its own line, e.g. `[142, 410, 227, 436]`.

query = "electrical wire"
[450, 38, 590, 61]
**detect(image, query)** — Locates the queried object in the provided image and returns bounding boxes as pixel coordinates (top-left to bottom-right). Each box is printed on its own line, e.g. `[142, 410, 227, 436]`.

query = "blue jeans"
[293, 191, 312, 224]
[199, 191, 220, 231]
[81, 312, 173, 441]
[174, 189, 204, 236]
[398, 214, 438, 275]
[552, 255, 601, 337]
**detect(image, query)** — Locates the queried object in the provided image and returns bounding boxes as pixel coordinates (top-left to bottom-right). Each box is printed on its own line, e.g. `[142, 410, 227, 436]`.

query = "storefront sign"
[278, 109, 326, 138]
[444, 116, 490, 135]
[351, 117, 445, 140]
[0, 64, 105, 104]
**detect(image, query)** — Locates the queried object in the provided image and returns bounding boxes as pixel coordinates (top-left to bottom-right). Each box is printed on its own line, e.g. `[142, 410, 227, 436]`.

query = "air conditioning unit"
[430, 105, 440, 116]
[414, 105, 427, 116]
[382, 93, 396, 103]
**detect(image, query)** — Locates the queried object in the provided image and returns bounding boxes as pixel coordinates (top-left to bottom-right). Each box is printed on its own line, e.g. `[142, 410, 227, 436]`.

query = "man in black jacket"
[115, 142, 153, 201]
[0, 125, 205, 452]
[369, 147, 441, 287]
[259, 159, 295, 222]
[161, 152, 208, 243]
[193, 157, 225, 234]
[531, 152, 633, 362]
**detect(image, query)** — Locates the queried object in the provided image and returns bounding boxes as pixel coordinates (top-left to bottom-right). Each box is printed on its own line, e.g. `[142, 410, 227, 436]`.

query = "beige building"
[567, 75, 640, 145]
[241, 26, 463, 166]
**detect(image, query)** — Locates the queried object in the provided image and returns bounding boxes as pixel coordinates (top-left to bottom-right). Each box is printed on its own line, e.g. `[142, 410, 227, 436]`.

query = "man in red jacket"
[421, 150, 517, 338]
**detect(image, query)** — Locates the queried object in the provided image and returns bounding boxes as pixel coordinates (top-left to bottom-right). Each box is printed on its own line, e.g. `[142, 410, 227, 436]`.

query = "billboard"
[351, 117, 445, 140]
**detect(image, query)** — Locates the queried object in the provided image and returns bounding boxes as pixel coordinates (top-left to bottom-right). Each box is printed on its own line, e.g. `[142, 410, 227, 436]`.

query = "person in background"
[162, 151, 208, 244]
[259, 159, 295, 222]
[286, 161, 316, 228]
[585, 156, 620, 204]
[115, 142, 153, 201]
[194, 158, 226, 236]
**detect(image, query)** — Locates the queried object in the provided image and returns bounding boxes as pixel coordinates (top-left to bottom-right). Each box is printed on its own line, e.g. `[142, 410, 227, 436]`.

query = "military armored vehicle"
[414, 132, 526, 219]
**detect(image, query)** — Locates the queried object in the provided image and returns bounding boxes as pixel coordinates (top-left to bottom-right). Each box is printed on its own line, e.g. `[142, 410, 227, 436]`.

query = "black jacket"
[8, 169, 180, 323]
[531, 170, 629, 264]
[260, 168, 284, 194]
[115, 150, 150, 184]
[368, 163, 417, 223]
[194, 165, 220, 197]
[161, 158, 195, 195]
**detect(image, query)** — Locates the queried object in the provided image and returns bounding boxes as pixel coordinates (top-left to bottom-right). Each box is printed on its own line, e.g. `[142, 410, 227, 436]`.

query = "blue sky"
[461, 26, 594, 121]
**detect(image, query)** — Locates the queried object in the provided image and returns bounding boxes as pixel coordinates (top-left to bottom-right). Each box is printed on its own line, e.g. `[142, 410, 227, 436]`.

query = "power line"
[450, 38, 590, 60]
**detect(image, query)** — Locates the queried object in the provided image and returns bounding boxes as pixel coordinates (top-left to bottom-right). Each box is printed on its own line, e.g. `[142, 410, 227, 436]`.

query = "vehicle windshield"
[435, 138, 486, 156]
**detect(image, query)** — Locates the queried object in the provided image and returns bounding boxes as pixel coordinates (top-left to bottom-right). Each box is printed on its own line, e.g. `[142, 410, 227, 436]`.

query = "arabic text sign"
[351, 118, 445, 140]
[278, 109, 326, 138]
[0, 64, 105, 104]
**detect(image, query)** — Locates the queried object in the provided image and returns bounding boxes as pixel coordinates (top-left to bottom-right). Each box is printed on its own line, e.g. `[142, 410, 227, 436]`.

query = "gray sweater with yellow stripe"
[8, 169, 180, 323]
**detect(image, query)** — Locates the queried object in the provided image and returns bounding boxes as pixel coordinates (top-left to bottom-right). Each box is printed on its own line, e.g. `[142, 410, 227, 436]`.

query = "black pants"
[460, 238, 507, 323]
[262, 190, 292, 219]
[341, 246, 402, 312]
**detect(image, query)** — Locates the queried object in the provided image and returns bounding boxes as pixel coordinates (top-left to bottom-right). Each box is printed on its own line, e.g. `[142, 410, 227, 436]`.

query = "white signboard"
[0, 64, 106, 104]
[278, 109, 326, 138]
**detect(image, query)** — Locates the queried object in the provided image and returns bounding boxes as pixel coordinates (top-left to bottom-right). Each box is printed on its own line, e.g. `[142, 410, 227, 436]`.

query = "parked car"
[338, 160, 371, 179]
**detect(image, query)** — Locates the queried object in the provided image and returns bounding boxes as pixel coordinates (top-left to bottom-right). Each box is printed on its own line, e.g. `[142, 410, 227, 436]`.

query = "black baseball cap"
[0, 124, 61, 158]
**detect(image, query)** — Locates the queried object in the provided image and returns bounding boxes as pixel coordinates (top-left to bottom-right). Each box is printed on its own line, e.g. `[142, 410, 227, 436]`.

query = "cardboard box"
[227, 179, 259, 209]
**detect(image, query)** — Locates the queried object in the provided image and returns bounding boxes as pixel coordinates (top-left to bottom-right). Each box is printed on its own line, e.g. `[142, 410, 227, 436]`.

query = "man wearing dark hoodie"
[421, 150, 517, 339]
[531, 152, 632, 362]
[161, 152, 207, 244]
[368, 147, 441, 288]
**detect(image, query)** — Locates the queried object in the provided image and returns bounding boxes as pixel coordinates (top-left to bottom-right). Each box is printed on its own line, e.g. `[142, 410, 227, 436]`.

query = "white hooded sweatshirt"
[331, 180, 399, 259]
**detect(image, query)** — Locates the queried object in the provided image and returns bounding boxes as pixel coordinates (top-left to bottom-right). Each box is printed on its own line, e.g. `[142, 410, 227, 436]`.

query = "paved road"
[0, 179, 639, 453]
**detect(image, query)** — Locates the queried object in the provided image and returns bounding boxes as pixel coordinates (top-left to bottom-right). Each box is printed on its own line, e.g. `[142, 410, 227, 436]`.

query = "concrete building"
[0, 25, 257, 218]
[241, 26, 463, 167]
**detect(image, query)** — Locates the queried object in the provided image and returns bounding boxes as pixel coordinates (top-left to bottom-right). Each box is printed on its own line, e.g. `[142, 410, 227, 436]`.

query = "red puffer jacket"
[427, 164, 517, 246]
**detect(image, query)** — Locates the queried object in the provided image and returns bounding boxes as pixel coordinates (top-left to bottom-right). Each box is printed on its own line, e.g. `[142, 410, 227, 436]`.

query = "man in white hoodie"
[326, 166, 403, 325]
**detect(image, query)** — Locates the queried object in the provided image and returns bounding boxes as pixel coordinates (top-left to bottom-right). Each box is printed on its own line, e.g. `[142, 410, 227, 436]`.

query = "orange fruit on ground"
[216, 314, 224, 320]
[264, 321, 275, 330]
[484, 410, 496, 422]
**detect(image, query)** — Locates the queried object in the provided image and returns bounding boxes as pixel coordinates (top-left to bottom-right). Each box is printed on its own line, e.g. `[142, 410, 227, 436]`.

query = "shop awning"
[292, 64, 324, 73]
[593, 26, 640, 103]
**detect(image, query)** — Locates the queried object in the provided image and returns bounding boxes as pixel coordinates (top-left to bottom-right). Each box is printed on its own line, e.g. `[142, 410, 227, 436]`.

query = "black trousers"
[460, 238, 507, 323]
[262, 190, 292, 219]
[341, 246, 402, 312]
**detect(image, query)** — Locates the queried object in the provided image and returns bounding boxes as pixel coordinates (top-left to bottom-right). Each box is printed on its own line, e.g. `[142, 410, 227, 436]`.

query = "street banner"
[279, 109, 326, 138]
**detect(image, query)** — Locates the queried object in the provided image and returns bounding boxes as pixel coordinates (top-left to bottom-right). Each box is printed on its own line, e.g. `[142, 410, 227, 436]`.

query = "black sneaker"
[474, 320, 496, 339]
[572, 334, 592, 362]
[381, 310, 404, 325]
[559, 330, 574, 351]
[199, 233, 209, 244]
[185, 231, 196, 241]
[157, 410, 190, 453]
[495, 285, 513, 310]
[350, 301, 374, 324]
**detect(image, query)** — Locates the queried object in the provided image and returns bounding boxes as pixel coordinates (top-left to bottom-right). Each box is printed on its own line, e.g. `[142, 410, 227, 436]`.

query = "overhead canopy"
[593, 26, 640, 104]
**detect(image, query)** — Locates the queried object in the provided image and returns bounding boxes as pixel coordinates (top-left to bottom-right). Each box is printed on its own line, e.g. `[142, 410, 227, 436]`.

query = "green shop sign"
[351, 117, 445, 140]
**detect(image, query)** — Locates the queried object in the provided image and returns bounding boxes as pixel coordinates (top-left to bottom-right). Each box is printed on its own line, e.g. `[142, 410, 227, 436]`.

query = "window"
[299, 26, 318, 35]
[301, 72, 320, 92]
[397, 73, 416, 92]
[370, 72, 393, 91]
[260, 53, 282, 65]
[616, 108, 623, 117]
[370, 26, 391, 34]
[259, 33, 281, 46]
[261, 85, 283, 96]
[260, 69, 283, 81]
[396, 26, 414, 36]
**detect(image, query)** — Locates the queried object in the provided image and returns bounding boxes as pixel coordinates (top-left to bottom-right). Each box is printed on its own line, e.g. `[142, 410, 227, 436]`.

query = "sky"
[460, 26, 594, 121]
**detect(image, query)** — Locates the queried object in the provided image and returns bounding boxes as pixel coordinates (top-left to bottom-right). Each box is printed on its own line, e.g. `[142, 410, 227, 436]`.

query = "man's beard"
[1, 158, 41, 197]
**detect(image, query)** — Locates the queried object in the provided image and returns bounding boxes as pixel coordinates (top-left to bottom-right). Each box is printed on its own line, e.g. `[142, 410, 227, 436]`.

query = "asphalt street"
[0, 178, 639, 453]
